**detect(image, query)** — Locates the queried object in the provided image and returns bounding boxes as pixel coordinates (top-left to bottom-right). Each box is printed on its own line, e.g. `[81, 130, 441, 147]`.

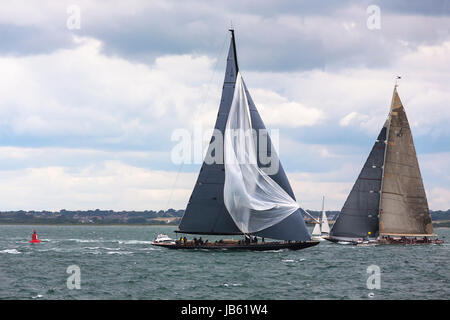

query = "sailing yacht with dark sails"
[328, 85, 443, 245]
[152, 30, 319, 251]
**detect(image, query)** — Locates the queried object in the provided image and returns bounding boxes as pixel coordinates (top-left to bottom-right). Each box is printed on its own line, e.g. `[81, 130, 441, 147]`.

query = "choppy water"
[0, 225, 448, 300]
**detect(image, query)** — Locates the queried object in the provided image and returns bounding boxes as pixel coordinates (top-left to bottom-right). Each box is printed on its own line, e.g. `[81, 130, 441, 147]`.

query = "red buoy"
[30, 229, 41, 243]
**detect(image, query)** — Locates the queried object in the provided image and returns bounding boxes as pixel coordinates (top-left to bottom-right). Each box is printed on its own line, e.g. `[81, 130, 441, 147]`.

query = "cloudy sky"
[0, 0, 449, 211]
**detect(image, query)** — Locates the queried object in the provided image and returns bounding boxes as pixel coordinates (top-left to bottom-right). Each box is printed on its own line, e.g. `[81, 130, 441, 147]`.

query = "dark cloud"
[1, 0, 448, 71]
[376, 0, 450, 16]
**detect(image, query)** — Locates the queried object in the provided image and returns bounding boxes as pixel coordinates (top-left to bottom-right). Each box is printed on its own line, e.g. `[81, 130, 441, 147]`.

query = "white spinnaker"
[223, 73, 299, 234]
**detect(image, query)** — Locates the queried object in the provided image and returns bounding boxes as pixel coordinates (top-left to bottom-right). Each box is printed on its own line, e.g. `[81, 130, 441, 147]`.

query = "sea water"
[0, 225, 448, 300]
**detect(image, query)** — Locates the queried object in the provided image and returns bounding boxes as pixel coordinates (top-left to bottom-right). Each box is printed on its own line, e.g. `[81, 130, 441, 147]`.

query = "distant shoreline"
[2, 210, 448, 227]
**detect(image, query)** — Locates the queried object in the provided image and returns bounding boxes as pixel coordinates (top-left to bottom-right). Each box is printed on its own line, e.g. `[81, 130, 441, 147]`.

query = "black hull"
[152, 241, 320, 251]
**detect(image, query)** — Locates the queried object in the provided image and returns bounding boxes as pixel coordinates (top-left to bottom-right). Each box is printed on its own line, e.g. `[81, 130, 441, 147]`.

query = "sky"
[0, 0, 449, 211]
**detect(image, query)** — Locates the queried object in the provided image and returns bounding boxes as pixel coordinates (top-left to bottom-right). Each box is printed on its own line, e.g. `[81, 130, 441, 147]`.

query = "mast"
[377, 85, 395, 239]
[321, 195, 325, 225]
[229, 29, 239, 73]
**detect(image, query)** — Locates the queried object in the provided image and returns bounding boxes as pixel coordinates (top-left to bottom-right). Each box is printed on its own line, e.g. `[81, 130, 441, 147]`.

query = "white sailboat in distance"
[311, 196, 330, 241]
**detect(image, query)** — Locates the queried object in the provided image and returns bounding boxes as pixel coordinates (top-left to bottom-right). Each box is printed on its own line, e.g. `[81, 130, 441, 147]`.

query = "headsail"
[330, 123, 387, 240]
[177, 31, 310, 241]
[379, 87, 434, 236]
[311, 222, 321, 237]
[320, 196, 330, 235]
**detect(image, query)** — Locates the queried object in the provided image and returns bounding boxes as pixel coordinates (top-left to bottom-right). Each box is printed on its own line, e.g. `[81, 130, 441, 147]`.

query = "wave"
[137, 247, 160, 251]
[282, 258, 306, 263]
[65, 238, 106, 243]
[56, 238, 153, 245]
[118, 240, 153, 245]
[106, 251, 133, 255]
[223, 283, 243, 287]
[83, 246, 120, 251]
[0, 249, 21, 254]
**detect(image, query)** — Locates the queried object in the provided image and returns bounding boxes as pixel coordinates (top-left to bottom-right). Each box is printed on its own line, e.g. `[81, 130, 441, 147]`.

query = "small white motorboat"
[152, 234, 175, 245]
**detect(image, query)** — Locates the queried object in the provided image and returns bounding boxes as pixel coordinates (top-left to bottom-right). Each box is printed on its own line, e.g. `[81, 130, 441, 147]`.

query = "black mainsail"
[330, 85, 435, 242]
[329, 123, 387, 240]
[177, 30, 310, 241]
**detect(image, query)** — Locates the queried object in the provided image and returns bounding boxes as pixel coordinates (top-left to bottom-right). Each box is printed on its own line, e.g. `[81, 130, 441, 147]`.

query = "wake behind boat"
[152, 29, 319, 251]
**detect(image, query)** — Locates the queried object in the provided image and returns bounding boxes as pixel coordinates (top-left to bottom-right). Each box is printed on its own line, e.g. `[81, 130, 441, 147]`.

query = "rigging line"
[164, 161, 184, 211]
[301, 208, 320, 224]
[165, 32, 228, 211]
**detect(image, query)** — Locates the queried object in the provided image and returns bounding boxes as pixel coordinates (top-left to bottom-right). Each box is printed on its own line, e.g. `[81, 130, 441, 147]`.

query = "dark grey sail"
[177, 31, 310, 241]
[330, 123, 387, 240]
[379, 87, 434, 236]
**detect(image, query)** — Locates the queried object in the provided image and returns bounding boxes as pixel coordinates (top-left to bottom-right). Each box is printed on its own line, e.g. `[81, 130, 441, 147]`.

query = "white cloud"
[0, 34, 326, 153]
[0, 160, 196, 211]
[339, 111, 369, 127]
[247, 41, 450, 137]
[428, 188, 450, 211]
[0, 146, 168, 170]
[0, 6, 449, 212]
[251, 88, 323, 128]
[288, 169, 355, 211]
[0, 36, 221, 144]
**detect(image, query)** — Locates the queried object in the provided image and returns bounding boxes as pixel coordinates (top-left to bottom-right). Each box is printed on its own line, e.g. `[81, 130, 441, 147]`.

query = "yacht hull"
[325, 236, 443, 245]
[152, 240, 320, 251]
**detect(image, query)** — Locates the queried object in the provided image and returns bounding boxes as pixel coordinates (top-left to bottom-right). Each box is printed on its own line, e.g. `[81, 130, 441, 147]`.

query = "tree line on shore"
[0, 208, 449, 226]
